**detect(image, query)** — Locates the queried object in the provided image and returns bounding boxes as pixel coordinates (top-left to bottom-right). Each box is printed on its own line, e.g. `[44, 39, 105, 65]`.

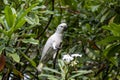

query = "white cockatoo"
[37, 23, 67, 72]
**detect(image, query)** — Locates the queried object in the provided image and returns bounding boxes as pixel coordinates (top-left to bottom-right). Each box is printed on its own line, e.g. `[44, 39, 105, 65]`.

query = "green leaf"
[40, 10, 54, 14]
[4, 6, 16, 28]
[0, 45, 5, 55]
[3, 0, 9, 5]
[8, 18, 26, 36]
[17, 3, 38, 22]
[58, 60, 65, 73]
[110, 23, 120, 35]
[43, 67, 61, 75]
[113, 14, 120, 24]
[69, 70, 92, 79]
[5, 47, 15, 53]
[12, 68, 23, 78]
[25, 14, 40, 25]
[32, 5, 46, 10]
[108, 44, 120, 56]
[0, 29, 8, 35]
[9, 53, 20, 63]
[21, 33, 36, 38]
[22, 38, 39, 45]
[14, 18, 26, 30]
[25, 16, 34, 25]
[100, 11, 109, 23]
[109, 57, 118, 67]
[20, 52, 36, 67]
[0, 75, 2, 80]
[103, 44, 120, 57]
[97, 36, 120, 45]
[6, 3, 38, 37]
[90, 5, 100, 12]
[103, 23, 120, 36]
[39, 74, 58, 80]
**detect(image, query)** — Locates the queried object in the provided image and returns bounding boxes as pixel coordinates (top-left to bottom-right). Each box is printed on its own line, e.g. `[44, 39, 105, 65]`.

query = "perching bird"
[37, 23, 67, 72]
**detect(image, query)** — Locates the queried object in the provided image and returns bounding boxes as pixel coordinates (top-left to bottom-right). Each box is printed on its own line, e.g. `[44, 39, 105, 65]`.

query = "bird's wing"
[40, 46, 56, 63]
[40, 35, 55, 63]
[40, 34, 62, 63]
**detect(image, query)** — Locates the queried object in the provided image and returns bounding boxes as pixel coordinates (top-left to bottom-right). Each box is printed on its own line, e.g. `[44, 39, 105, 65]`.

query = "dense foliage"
[0, 0, 120, 80]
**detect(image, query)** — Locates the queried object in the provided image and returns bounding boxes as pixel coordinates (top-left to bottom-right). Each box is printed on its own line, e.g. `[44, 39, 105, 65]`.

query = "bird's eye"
[61, 26, 63, 27]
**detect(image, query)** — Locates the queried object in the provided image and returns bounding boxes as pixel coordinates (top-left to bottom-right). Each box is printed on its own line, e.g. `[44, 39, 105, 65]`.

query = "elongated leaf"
[25, 14, 40, 25]
[113, 14, 120, 24]
[107, 44, 120, 57]
[39, 74, 58, 80]
[22, 38, 39, 45]
[12, 68, 23, 78]
[4, 6, 16, 28]
[7, 17, 26, 37]
[9, 53, 20, 63]
[0, 45, 5, 55]
[7, 3, 38, 37]
[5, 47, 15, 53]
[103, 44, 120, 57]
[17, 3, 38, 22]
[97, 36, 120, 45]
[0, 29, 8, 36]
[91, 5, 100, 12]
[69, 70, 92, 79]
[103, 23, 120, 36]
[110, 23, 120, 32]
[109, 57, 118, 67]
[0, 76, 1, 80]
[14, 18, 26, 30]
[58, 60, 65, 73]
[21, 52, 36, 67]
[25, 16, 34, 25]
[100, 11, 109, 23]
[43, 67, 61, 75]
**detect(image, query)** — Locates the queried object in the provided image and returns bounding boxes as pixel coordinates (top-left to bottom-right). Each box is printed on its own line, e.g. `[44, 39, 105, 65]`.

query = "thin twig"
[23, 0, 54, 54]
[36, 0, 54, 39]
[24, 44, 32, 54]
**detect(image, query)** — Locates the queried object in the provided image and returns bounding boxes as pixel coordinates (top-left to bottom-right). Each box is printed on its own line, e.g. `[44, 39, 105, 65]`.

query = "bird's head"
[56, 23, 67, 33]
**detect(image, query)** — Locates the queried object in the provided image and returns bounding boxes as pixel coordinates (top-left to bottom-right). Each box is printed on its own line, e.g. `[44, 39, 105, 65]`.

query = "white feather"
[37, 23, 67, 72]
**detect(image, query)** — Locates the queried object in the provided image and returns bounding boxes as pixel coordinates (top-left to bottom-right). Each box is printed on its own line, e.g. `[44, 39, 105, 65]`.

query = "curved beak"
[63, 26, 67, 31]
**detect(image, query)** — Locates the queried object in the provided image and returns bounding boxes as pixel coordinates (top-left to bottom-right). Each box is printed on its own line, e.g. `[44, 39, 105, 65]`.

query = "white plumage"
[37, 23, 67, 72]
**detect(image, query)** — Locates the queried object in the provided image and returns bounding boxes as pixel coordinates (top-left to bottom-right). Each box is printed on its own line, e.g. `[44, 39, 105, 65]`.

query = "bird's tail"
[37, 62, 44, 72]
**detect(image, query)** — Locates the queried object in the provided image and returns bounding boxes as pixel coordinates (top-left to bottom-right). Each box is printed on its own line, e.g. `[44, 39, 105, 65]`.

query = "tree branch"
[36, 0, 54, 39]
[24, 0, 55, 54]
